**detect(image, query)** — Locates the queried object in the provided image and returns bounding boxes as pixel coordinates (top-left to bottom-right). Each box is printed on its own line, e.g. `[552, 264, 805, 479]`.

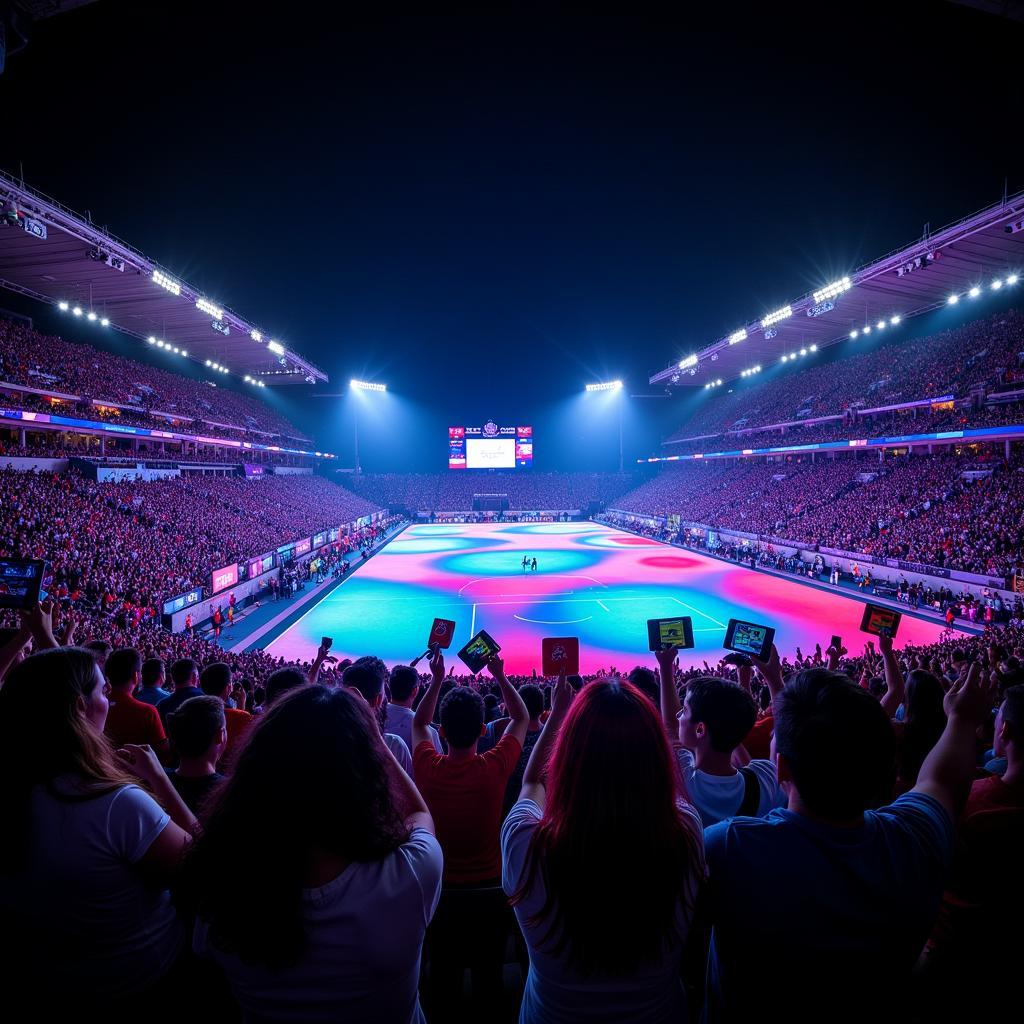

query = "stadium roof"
[0, 169, 328, 386]
[651, 189, 1024, 388]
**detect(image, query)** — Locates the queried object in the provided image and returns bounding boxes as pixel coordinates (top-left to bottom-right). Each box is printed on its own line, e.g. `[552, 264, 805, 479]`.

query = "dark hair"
[685, 676, 757, 753]
[0, 648, 136, 873]
[353, 656, 387, 687]
[170, 658, 198, 688]
[167, 695, 226, 759]
[512, 679, 702, 975]
[200, 662, 232, 698]
[389, 665, 419, 703]
[104, 647, 142, 688]
[519, 684, 544, 720]
[140, 658, 165, 688]
[182, 686, 408, 967]
[899, 671, 947, 787]
[626, 667, 659, 706]
[83, 639, 112, 663]
[440, 688, 484, 749]
[775, 669, 896, 819]
[342, 663, 383, 702]
[265, 667, 306, 707]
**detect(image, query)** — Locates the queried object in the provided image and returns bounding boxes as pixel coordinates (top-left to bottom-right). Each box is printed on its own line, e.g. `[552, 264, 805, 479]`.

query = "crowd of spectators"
[0, 468, 382, 624]
[612, 453, 1024, 576]
[347, 471, 635, 512]
[0, 319, 310, 442]
[666, 307, 1024, 442]
[2, 591, 1021, 1021]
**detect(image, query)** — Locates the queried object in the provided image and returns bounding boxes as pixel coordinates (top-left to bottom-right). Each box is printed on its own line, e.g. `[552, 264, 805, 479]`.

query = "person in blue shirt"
[702, 658, 995, 1023]
[134, 657, 171, 706]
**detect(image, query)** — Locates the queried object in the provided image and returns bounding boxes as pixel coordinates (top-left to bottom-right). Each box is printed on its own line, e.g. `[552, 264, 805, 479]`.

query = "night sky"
[2, 2, 1022, 470]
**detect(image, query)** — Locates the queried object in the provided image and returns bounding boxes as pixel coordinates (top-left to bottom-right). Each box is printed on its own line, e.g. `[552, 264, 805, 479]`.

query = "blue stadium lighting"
[267, 340, 285, 355]
[812, 276, 852, 303]
[947, 294, 959, 304]
[799, 347, 807, 356]
[969, 286, 981, 298]
[72, 306, 82, 316]
[250, 329, 262, 342]
[889, 316, 900, 325]
[678, 354, 698, 369]
[863, 325, 871, 333]
[809, 344, 817, 352]
[850, 330, 859, 339]
[728, 330, 747, 345]
[148, 336, 156, 344]
[991, 279, 1002, 290]
[196, 298, 224, 319]
[86, 311, 97, 321]
[351, 379, 386, 392]
[585, 380, 622, 392]
[1008, 274, 1019, 285]
[58, 301, 69, 311]
[876, 320, 886, 330]
[100, 317, 109, 327]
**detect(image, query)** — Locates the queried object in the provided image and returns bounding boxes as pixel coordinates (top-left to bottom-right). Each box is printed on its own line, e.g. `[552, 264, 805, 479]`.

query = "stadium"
[0, 3, 1022, 1022]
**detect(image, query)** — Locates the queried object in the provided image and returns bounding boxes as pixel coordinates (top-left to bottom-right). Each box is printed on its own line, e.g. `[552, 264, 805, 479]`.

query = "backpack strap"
[737, 766, 760, 817]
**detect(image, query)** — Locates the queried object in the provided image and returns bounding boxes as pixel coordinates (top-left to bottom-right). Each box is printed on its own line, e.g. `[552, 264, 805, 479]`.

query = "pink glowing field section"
[264, 522, 958, 674]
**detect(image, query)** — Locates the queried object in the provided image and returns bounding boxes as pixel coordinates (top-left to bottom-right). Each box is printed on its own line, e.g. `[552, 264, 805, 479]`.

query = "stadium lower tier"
[261, 521, 957, 672]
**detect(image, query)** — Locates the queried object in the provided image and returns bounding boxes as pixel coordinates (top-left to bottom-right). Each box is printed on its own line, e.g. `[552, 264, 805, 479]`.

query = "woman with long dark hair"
[0, 646, 196, 1009]
[187, 684, 442, 1023]
[503, 675, 705, 1022]
[896, 669, 948, 792]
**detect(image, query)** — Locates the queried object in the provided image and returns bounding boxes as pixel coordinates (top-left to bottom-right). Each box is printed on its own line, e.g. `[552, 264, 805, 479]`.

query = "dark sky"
[2, 2, 1022, 470]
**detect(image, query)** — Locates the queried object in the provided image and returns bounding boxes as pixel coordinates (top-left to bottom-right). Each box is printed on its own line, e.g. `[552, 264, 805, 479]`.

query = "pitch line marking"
[514, 614, 593, 625]
[670, 596, 726, 627]
[458, 573, 607, 595]
[596, 600, 610, 612]
[471, 603, 477, 637]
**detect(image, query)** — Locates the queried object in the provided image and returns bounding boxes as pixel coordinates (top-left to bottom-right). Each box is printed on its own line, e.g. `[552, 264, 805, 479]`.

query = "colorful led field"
[263, 522, 959, 674]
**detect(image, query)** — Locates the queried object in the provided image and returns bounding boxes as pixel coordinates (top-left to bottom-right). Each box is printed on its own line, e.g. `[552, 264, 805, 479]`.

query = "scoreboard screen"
[449, 423, 533, 469]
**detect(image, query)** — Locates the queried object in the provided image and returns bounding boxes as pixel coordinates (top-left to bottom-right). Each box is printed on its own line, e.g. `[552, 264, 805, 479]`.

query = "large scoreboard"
[449, 423, 533, 470]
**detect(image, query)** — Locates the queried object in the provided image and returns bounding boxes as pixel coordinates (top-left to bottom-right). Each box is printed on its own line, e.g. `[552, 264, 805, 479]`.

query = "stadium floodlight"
[351, 379, 386, 392]
[863, 325, 871, 333]
[728, 329, 747, 345]
[172, 346, 179, 354]
[969, 286, 981, 298]
[257, 380, 265, 388]
[72, 306, 83, 316]
[180, 348, 187, 356]
[947, 294, 959, 305]
[850, 330, 859, 339]
[204, 359, 211, 366]
[1008, 274, 1019, 286]
[992, 279, 1003, 290]
[58, 301, 69, 311]
[678, 354, 698, 369]
[890, 316, 900, 325]
[812, 276, 852, 304]
[250, 329, 262, 342]
[799, 348, 807, 356]
[760, 305, 793, 329]
[877, 320, 886, 330]
[148, 336, 157, 344]
[100, 317, 109, 327]
[267, 339, 285, 355]
[196, 298, 224, 319]
[809, 344, 817, 352]
[86, 311, 97, 321]
[152, 269, 182, 296]
[585, 380, 623, 392]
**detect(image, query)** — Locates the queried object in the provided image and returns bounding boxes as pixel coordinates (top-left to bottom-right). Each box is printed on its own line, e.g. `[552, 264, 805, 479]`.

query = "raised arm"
[412, 647, 445, 751]
[877, 632, 906, 717]
[913, 663, 995, 822]
[379, 727, 434, 833]
[655, 646, 681, 737]
[751, 643, 785, 702]
[487, 654, 530, 748]
[520, 672, 572, 809]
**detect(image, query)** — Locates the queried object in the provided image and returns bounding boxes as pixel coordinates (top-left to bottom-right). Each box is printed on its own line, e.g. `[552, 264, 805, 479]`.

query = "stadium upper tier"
[612, 453, 1024, 578]
[663, 307, 1024, 445]
[0, 319, 310, 441]
[344, 471, 636, 512]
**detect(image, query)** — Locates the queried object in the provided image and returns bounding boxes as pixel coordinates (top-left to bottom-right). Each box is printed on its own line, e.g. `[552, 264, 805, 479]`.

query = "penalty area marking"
[670, 596, 726, 628]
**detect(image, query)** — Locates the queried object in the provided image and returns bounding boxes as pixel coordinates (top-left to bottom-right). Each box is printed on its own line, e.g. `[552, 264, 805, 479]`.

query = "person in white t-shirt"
[502, 673, 705, 1023]
[0, 645, 197, 1011]
[188, 684, 443, 1024]
[385, 663, 443, 762]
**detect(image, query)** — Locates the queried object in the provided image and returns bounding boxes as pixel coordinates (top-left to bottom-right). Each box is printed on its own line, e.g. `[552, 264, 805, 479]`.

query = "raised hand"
[485, 654, 505, 680]
[429, 646, 446, 685]
[751, 643, 784, 697]
[551, 671, 573, 717]
[944, 661, 996, 726]
[115, 743, 165, 788]
[654, 645, 678, 678]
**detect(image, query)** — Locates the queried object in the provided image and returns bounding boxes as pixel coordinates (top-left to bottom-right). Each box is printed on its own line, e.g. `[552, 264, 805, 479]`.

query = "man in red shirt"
[103, 647, 168, 757]
[413, 648, 530, 1010]
[413, 650, 529, 883]
[199, 662, 252, 772]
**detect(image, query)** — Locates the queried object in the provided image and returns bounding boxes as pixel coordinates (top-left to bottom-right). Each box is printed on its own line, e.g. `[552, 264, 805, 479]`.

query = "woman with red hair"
[502, 674, 705, 1022]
